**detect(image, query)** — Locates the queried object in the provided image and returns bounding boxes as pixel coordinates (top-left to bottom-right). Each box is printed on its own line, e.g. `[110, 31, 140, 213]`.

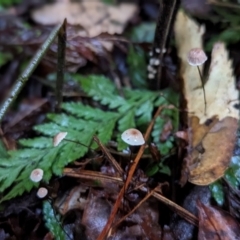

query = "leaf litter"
[0, 1, 240, 239]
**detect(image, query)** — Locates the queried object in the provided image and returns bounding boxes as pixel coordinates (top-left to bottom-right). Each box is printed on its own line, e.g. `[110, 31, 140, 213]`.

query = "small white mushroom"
[154, 59, 160, 66]
[148, 73, 155, 79]
[37, 187, 48, 198]
[155, 48, 166, 54]
[30, 168, 44, 183]
[187, 48, 207, 66]
[149, 51, 153, 57]
[147, 65, 154, 72]
[53, 132, 68, 147]
[149, 58, 156, 65]
[121, 128, 145, 146]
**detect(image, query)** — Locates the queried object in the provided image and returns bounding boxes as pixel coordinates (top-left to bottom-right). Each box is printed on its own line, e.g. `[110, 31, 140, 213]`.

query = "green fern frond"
[0, 74, 178, 202]
[19, 137, 52, 148]
[62, 102, 118, 121]
[152, 88, 179, 155]
[74, 75, 128, 109]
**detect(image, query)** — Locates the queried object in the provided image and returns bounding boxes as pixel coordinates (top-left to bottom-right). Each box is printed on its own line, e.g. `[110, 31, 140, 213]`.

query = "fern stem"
[55, 19, 67, 112]
[0, 23, 63, 122]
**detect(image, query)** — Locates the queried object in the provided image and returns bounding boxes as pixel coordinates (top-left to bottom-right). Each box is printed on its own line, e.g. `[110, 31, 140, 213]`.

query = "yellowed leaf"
[174, 11, 239, 185]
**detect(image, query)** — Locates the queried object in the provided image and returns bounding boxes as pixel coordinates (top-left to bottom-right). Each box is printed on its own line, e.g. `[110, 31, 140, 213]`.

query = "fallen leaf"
[54, 185, 88, 215]
[31, 0, 138, 37]
[174, 11, 239, 185]
[197, 201, 240, 240]
[81, 189, 116, 240]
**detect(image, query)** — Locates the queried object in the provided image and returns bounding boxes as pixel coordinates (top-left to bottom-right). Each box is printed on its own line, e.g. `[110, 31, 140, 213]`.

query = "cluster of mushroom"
[29, 168, 48, 198]
[147, 48, 166, 79]
[29, 132, 69, 199]
[29, 130, 144, 198]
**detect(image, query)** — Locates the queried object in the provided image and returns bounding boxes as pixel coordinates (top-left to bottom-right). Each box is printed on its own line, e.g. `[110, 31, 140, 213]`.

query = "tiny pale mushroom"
[37, 187, 48, 198]
[30, 168, 44, 183]
[187, 48, 207, 66]
[121, 128, 145, 146]
[53, 132, 68, 147]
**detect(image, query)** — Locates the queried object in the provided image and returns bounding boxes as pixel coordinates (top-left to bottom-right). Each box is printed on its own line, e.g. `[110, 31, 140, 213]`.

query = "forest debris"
[31, 0, 138, 37]
[197, 201, 240, 240]
[31, 0, 138, 69]
[54, 186, 88, 215]
[82, 189, 161, 240]
[171, 186, 211, 240]
[174, 11, 239, 185]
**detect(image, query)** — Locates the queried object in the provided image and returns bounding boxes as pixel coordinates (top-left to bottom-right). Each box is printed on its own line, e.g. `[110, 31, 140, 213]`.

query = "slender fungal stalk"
[0, 23, 63, 122]
[197, 66, 207, 115]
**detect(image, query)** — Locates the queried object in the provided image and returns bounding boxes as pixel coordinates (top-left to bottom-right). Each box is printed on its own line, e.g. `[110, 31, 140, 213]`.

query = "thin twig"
[93, 136, 124, 176]
[63, 167, 199, 227]
[208, 0, 240, 9]
[0, 23, 63, 122]
[97, 106, 164, 240]
[151, 191, 198, 226]
[113, 187, 157, 228]
[63, 168, 123, 185]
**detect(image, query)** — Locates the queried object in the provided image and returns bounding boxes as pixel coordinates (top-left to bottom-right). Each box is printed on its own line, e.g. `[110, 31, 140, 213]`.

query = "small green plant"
[203, 1, 240, 49]
[0, 74, 178, 202]
[0, 0, 21, 8]
[43, 201, 66, 240]
[130, 22, 156, 43]
[0, 53, 12, 67]
[127, 46, 148, 88]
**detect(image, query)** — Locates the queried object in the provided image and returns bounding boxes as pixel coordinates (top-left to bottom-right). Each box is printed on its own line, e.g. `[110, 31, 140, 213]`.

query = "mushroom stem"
[197, 66, 207, 115]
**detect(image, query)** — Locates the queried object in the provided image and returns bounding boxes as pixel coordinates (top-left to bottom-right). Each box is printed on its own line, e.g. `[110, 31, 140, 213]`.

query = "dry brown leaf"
[54, 186, 88, 215]
[174, 11, 239, 185]
[197, 201, 240, 240]
[31, 0, 138, 37]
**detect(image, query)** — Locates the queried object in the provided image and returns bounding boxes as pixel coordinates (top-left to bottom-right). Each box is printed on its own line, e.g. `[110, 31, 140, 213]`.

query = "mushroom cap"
[121, 128, 145, 146]
[53, 132, 68, 147]
[187, 48, 207, 66]
[37, 187, 48, 198]
[30, 168, 44, 182]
